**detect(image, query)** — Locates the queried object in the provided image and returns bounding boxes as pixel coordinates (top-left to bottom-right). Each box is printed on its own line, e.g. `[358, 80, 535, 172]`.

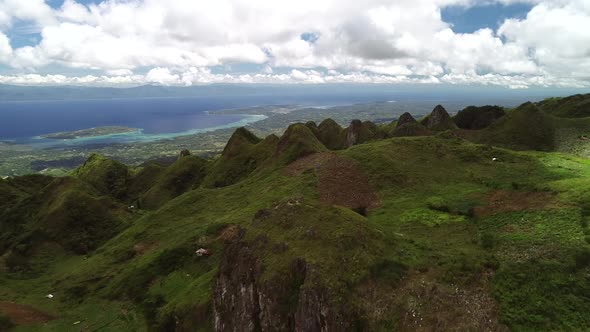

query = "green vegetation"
[536, 93, 590, 118]
[453, 105, 505, 129]
[2, 95, 590, 330]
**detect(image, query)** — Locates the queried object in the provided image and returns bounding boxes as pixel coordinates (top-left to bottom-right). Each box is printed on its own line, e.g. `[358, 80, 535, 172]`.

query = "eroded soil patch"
[285, 152, 337, 176]
[0, 301, 54, 325]
[394, 270, 506, 332]
[317, 156, 380, 210]
[285, 152, 379, 210]
[473, 190, 559, 218]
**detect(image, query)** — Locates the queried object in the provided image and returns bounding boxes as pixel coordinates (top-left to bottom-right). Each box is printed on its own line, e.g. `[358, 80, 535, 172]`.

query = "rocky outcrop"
[275, 124, 326, 164]
[179, 149, 191, 159]
[396, 112, 417, 127]
[392, 113, 430, 137]
[422, 105, 457, 131]
[214, 238, 356, 332]
[316, 119, 346, 150]
[346, 120, 363, 147]
[222, 127, 262, 158]
[453, 106, 505, 130]
[346, 120, 376, 147]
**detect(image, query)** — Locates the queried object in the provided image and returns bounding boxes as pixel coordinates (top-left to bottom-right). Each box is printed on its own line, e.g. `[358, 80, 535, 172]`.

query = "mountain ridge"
[1, 94, 590, 331]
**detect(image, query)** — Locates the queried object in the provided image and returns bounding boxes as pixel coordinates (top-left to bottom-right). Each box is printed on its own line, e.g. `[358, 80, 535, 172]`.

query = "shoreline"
[14, 113, 268, 149]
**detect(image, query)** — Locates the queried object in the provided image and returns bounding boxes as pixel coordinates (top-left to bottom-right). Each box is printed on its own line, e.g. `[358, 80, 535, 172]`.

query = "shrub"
[370, 259, 407, 283]
[574, 247, 590, 269]
[481, 232, 496, 250]
[0, 314, 14, 330]
[426, 197, 450, 213]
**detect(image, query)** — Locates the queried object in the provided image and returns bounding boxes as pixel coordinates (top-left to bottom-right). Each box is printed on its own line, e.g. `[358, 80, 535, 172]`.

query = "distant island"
[41, 126, 139, 139]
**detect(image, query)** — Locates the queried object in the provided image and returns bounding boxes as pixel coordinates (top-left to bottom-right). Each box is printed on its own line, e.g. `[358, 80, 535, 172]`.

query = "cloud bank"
[0, 0, 588, 88]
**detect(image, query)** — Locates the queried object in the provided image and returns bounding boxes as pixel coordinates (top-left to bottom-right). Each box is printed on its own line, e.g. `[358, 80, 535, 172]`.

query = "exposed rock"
[179, 149, 191, 159]
[346, 120, 363, 147]
[345, 120, 376, 147]
[213, 239, 357, 332]
[393, 113, 430, 137]
[423, 105, 457, 131]
[305, 121, 320, 137]
[396, 112, 417, 127]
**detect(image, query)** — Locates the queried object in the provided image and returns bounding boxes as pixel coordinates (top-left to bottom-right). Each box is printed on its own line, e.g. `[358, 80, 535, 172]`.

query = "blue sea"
[1, 87, 442, 147]
[0, 95, 355, 147]
[0, 86, 578, 148]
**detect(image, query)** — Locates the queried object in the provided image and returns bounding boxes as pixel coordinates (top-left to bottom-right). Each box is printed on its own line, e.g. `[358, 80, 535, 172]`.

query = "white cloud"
[145, 67, 180, 85]
[0, 66, 585, 88]
[0, 32, 12, 62]
[0, 0, 56, 30]
[0, 0, 587, 88]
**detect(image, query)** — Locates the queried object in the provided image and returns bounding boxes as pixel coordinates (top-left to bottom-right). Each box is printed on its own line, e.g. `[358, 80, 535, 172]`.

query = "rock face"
[346, 120, 363, 147]
[393, 113, 430, 137]
[423, 105, 457, 131]
[345, 120, 376, 147]
[214, 238, 355, 332]
[179, 149, 191, 159]
[396, 112, 417, 127]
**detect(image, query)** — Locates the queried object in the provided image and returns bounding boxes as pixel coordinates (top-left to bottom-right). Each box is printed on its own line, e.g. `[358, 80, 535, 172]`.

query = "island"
[41, 126, 139, 139]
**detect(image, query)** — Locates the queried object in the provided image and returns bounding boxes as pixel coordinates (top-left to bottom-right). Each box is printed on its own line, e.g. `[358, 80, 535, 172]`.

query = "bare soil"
[0, 301, 54, 325]
[286, 152, 380, 210]
[473, 190, 558, 218]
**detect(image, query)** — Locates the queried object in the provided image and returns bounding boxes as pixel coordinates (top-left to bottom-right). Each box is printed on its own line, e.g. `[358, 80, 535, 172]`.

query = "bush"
[0, 314, 14, 330]
[370, 259, 407, 284]
[426, 197, 450, 213]
[574, 248, 590, 269]
[481, 232, 496, 250]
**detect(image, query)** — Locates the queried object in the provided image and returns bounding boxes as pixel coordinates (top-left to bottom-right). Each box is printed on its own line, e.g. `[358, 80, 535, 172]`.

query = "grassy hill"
[1, 95, 590, 331]
[536, 93, 590, 118]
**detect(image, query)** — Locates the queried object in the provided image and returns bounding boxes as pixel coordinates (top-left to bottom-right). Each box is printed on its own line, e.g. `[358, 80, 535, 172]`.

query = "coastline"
[23, 114, 268, 148]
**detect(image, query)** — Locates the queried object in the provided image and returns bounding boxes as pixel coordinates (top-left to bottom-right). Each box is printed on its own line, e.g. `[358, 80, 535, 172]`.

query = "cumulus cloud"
[0, 31, 12, 62]
[0, 0, 588, 88]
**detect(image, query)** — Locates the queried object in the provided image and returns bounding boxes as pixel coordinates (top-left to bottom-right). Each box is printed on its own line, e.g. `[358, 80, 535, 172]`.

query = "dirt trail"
[0, 301, 54, 325]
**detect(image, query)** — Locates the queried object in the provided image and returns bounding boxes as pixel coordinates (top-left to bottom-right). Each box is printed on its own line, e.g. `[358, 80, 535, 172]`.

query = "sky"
[0, 0, 588, 88]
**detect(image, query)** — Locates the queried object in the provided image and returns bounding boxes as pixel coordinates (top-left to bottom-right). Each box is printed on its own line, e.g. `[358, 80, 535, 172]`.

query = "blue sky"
[441, 3, 533, 34]
[0, 0, 588, 88]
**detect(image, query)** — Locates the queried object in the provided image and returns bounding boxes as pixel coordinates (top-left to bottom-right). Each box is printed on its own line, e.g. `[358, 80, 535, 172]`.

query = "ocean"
[0, 86, 573, 148]
[0, 90, 423, 147]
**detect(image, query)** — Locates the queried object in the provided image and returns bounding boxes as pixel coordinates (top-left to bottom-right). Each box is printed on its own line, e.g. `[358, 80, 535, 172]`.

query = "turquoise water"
[27, 114, 267, 148]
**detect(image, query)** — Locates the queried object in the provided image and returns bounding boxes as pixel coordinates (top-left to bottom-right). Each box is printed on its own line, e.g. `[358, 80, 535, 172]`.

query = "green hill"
[2, 95, 590, 331]
[275, 123, 327, 164]
[203, 128, 278, 188]
[471, 102, 590, 153]
[536, 93, 590, 118]
[140, 154, 209, 209]
[316, 118, 346, 150]
[453, 105, 505, 130]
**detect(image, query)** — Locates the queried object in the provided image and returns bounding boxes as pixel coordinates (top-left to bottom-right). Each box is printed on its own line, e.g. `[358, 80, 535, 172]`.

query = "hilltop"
[1, 95, 590, 331]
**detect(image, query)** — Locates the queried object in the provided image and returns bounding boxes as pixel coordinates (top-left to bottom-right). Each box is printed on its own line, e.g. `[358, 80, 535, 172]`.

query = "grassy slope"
[469, 102, 590, 156]
[1, 133, 589, 330]
[536, 93, 590, 118]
